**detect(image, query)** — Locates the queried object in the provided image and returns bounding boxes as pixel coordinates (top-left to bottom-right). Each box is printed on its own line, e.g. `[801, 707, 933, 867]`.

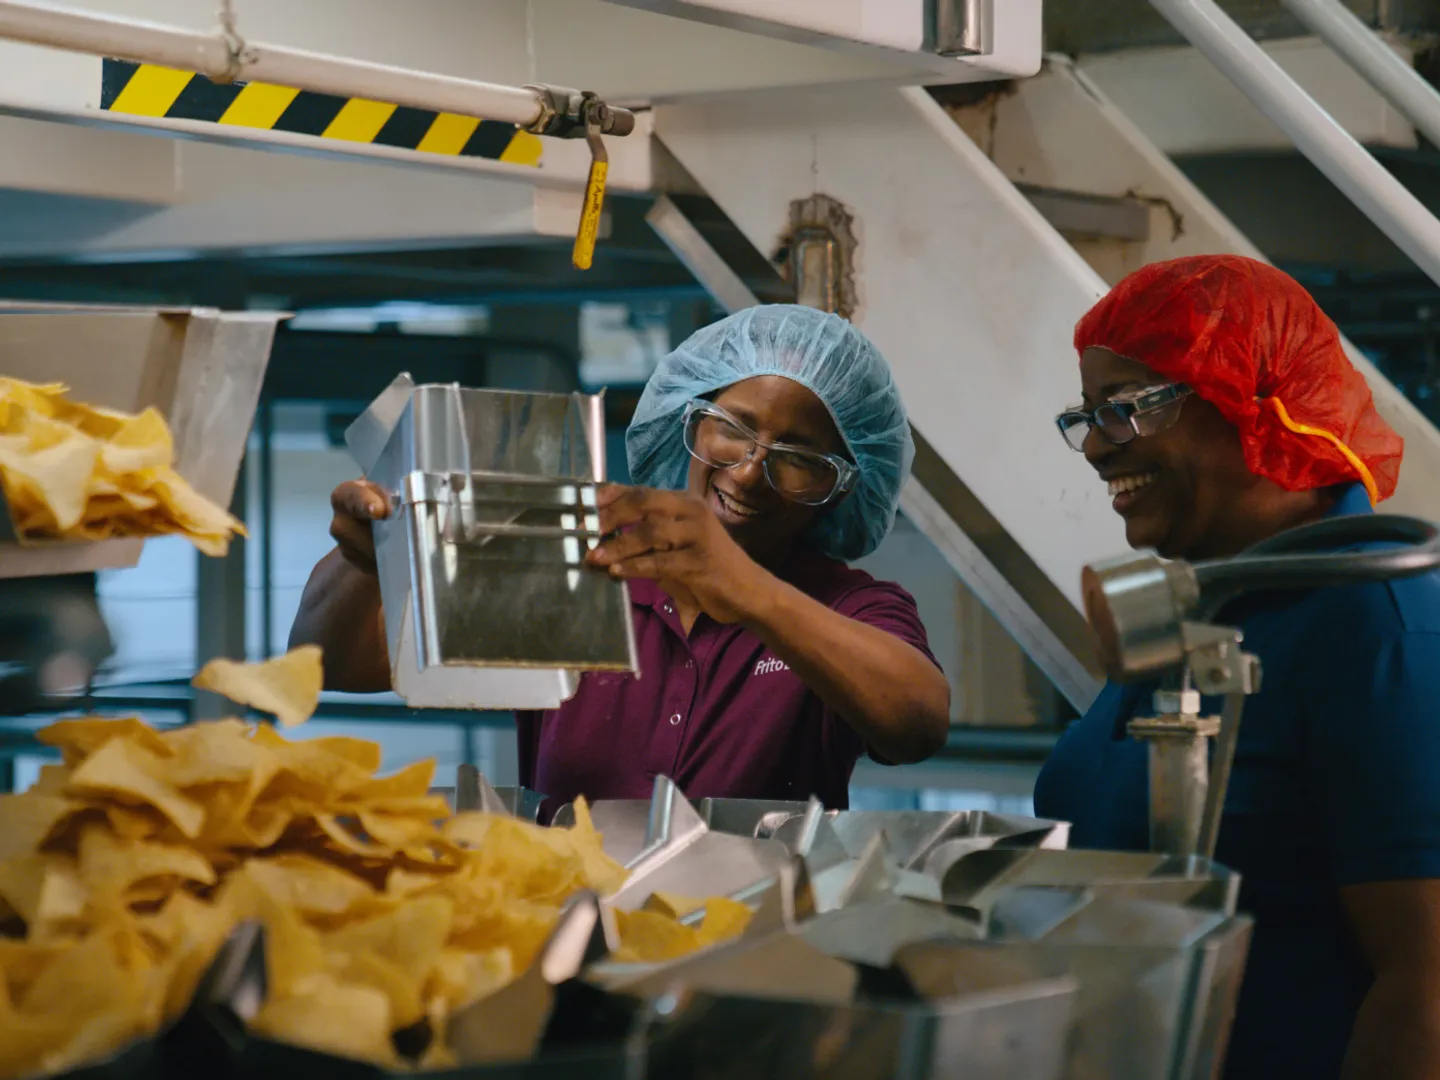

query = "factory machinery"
[163, 375, 1440, 1080]
[6, 0, 1440, 1077]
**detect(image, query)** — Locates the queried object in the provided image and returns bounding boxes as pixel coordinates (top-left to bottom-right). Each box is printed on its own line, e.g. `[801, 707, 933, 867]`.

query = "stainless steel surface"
[447, 890, 617, 1064]
[1130, 713, 1222, 857]
[770, 807, 1071, 872]
[350, 376, 638, 709]
[798, 894, 982, 968]
[943, 849, 1242, 919]
[456, 762, 484, 812]
[1081, 552, 1200, 682]
[645, 975, 1076, 1080]
[1197, 693, 1248, 860]
[435, 765, 546, 821]
[618, 866, 1075, 1080]
[563, 793, 1070, 917]
[904, 910, 1252, 1080]
[0, 304, 280, 578]
[990, 888, 1229, 946]
[934, 0, 994, 56]
[553, 797, 653, 865]
[553, 791, 814, 866]
[582, 804, 1247, 1079]
[601, 777, 793, 911]
[344, 372, 415, 476]
[699, 796, 812, 839]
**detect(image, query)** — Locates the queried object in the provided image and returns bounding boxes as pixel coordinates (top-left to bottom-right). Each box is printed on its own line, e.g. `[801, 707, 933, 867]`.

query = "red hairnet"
[1073, 254, 1402, 504]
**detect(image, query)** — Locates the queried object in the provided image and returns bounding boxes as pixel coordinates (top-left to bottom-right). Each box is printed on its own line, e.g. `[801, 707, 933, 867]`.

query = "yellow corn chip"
[192, 646, 323, 728]
[0, 794, 82, 862]
[66, 739, 205, 840]
[643, 891, 705, 920]
[612, 908, 705, 964]
[0, 434, 99, 533]
[0, 854, 87, 932]
[77, 826, 215, 898]
[37, 716, 174, 767]
[251, 976, 396, 1065]
[329, 949, 426, 1029]
[0, 378, 243, 553]
[698, 896, 754, 945]
[347, 760, 437, 801]
[240, 855, 376, 920]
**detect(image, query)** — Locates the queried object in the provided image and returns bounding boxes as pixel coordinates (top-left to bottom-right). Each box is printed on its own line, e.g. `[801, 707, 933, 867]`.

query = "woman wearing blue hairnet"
[292, 305, 950, 810]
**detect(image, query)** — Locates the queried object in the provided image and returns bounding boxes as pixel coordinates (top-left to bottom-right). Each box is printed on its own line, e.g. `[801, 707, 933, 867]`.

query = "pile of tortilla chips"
[0, 377, 244, 556]
[0, 647, 749, 1077]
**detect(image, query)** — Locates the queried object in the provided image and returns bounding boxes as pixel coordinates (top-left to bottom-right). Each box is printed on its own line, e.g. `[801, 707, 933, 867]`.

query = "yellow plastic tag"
[573, 157, 608, 271]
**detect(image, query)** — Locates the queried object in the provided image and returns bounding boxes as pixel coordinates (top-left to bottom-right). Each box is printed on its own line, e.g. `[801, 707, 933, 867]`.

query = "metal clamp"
[1179, 621, 1261, 697]
[523, 84, 636, 139]
[213, 0, 254, 84]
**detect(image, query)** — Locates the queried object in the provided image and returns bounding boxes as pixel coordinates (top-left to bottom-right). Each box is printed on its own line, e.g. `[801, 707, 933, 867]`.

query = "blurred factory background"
[3, 0, 1440, 813]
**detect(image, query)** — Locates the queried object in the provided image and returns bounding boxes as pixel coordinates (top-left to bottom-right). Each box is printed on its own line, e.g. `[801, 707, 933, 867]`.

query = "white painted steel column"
[0, 0, 543, 126]
[1150, 0, 1440, 288]
[1279, 0, 1440, 150]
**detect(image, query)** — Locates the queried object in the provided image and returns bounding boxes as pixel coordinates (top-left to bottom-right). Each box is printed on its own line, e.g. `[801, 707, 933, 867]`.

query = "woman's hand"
[585, 485, 774, 625]
[329, 479, 391, 573]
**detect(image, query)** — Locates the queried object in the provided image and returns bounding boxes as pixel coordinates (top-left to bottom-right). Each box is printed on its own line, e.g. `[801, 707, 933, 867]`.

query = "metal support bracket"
[775, 194, 859, 321]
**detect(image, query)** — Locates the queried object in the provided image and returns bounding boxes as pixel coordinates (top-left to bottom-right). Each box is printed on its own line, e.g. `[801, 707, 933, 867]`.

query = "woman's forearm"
[741, 580, 950, 764]
[288, 548, 391, 693]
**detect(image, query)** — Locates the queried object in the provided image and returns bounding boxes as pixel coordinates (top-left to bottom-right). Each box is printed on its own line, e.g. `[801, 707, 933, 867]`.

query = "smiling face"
[685, 375, 846, 566]
[1079, 346, 1321, 559]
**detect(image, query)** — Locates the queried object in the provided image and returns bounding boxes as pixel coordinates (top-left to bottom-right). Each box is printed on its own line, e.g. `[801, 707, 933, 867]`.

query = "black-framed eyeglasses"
[682, 400, 857, 506]
[1055, 383, 1193, 452]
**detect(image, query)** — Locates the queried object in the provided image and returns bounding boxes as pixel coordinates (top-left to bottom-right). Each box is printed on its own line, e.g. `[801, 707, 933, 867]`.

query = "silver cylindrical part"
[1130, 713, 1221, 857]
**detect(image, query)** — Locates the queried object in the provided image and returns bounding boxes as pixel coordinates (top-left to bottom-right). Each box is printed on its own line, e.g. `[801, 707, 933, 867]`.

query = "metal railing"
[1149, 0, 1440, 288]
[1280, 0, 1440, 150]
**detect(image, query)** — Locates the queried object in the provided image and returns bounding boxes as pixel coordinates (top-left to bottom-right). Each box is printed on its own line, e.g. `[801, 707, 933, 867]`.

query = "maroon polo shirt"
[515, 548, 939, 815]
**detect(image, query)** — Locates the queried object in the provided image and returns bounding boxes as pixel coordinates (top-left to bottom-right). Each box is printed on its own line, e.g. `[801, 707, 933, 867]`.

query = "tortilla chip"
[192, 647, 323, 728]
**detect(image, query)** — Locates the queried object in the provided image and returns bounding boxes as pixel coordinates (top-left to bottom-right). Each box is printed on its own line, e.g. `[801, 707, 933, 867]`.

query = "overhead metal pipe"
[1149, 0, 1440, 289]
[0, 0, 633, 137]
[1280, 0, 1440, 151]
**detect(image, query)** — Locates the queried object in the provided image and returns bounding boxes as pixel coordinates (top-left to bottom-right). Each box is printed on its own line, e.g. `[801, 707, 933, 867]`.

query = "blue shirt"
[1034, 484, 1440, 1080]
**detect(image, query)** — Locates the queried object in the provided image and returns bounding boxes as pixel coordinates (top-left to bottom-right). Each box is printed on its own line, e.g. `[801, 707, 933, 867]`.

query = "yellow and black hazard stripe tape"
[99, 59, 543, 166]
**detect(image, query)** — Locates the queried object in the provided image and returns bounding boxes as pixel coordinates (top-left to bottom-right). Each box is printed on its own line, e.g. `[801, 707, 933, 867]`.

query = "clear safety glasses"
[682, 401, 857, 506]
[1055, 383, 1193, 452]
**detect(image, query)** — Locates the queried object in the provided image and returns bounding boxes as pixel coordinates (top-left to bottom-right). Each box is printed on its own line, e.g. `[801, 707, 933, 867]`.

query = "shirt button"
[669, 714, 682, 726]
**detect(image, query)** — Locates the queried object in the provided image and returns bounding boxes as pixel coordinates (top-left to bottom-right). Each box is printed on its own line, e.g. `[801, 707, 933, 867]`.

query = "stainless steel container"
[347, 374, 639, 709]
[0, 302, 282, 578]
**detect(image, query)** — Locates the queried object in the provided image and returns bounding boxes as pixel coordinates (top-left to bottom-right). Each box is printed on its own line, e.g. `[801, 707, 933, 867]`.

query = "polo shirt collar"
[1326, 482, 1373, 519]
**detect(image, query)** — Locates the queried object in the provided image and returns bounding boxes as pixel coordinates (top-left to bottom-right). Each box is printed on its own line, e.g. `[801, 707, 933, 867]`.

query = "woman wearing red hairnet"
[1035, 255, 1440, 1080]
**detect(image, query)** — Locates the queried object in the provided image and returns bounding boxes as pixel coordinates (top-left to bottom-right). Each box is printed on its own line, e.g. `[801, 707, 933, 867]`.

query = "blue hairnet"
[625, 304, 914, 561]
